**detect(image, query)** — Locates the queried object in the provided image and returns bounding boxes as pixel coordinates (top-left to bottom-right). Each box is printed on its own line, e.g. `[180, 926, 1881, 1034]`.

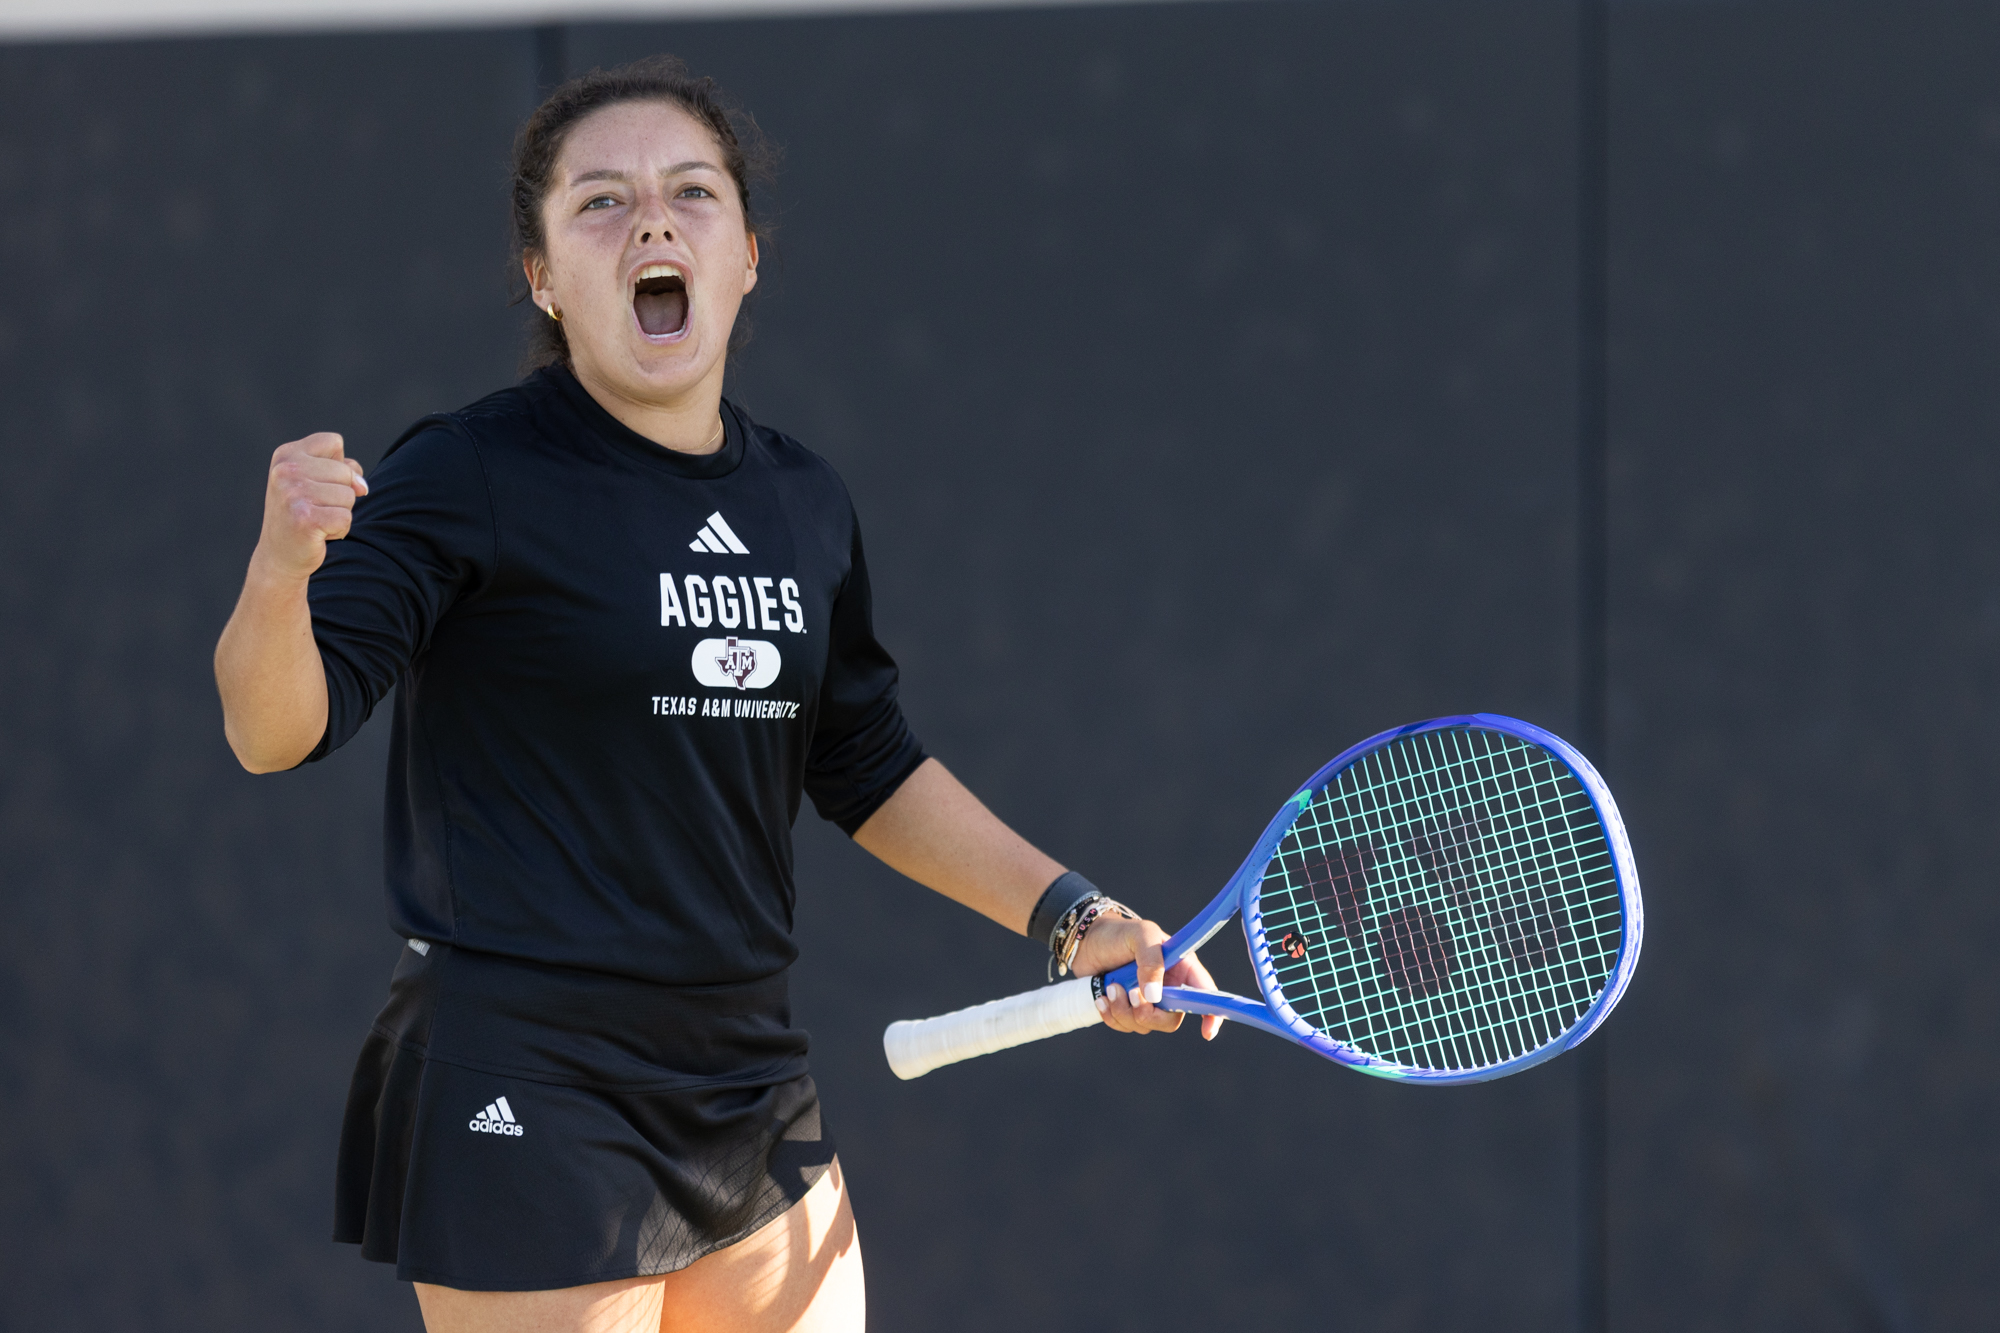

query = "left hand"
[1068, 914, 1224, 1041]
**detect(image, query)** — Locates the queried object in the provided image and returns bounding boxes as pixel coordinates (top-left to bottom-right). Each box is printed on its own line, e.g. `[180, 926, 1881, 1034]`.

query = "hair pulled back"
[510, 54, 776, 372]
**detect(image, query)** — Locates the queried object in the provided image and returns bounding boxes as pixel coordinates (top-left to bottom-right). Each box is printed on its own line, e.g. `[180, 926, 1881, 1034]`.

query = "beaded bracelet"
[1050, 892, 1136, 980]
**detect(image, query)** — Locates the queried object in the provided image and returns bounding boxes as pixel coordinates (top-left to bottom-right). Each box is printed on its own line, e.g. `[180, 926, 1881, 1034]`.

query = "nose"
[635, 189, 673, 246]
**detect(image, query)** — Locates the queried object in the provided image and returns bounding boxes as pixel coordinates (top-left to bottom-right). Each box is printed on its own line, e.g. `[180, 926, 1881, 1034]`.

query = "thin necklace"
[700, 416, 724, 452]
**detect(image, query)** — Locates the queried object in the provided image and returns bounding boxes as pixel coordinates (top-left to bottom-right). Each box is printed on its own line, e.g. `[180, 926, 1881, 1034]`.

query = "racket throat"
[1151, 984, 1298, 1041]
[1159, 890, 1244, 969]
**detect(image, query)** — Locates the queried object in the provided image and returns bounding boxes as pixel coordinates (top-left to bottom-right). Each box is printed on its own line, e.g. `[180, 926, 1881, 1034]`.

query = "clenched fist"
[216, 431, 368, 772]
[255, 432, 369, 581]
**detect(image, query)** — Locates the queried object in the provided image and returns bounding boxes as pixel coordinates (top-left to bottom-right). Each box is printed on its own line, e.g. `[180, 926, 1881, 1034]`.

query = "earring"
[546, 304, 562, 322]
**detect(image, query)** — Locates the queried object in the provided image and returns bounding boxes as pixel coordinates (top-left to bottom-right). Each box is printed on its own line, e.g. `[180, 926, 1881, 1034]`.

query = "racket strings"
[1340, 735, 1615, 1066]
[1332, 732, 1617, 1065]
[1278, 763, 1599, 1064]
[1256, 727, 1623, 1073]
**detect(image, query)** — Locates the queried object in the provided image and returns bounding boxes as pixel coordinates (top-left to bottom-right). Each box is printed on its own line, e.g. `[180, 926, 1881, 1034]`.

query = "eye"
[678, 185, 715, 200]
[582, 194, 619, 211]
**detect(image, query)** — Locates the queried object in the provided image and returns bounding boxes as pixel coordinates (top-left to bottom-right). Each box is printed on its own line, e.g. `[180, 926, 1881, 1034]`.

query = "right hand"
[254, 432, 368, 581]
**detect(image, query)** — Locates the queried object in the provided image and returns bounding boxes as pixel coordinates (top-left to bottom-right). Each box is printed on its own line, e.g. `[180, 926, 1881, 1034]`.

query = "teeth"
[636, 263, 680, 282]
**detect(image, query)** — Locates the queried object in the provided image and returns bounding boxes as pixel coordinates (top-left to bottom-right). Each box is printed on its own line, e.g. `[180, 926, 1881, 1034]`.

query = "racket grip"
[884, 977, 1100, 1079]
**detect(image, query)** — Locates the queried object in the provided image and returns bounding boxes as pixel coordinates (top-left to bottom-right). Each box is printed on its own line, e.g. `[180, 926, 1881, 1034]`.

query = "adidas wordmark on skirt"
[334, 941, 836, 1291]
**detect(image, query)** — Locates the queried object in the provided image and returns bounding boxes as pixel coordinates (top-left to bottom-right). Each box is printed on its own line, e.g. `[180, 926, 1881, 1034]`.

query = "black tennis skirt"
[333, 940, 836, 1291]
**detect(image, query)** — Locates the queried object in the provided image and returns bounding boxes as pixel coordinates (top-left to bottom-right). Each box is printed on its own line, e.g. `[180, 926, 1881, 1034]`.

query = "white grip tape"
[883, 977, 1101, 1080]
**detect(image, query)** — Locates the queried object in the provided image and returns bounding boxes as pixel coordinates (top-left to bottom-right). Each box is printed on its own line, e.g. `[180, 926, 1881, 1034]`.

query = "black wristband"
[1028, 871, 1099, 953]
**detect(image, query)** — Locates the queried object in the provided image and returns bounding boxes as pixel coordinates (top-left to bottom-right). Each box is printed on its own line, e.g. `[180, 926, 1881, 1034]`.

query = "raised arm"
[214, 432, 367, 773]
[853, 758, 1221, 1038]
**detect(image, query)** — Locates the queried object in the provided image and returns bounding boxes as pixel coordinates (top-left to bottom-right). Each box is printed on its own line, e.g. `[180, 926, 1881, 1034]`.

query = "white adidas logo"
[688, 511, 749, 555]
[468, 1095, 524, 1137]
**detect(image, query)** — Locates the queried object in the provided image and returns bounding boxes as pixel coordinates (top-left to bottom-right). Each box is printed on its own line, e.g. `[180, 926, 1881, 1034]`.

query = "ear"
[525, 251, 557, 315]
[742, 232, 760, 296]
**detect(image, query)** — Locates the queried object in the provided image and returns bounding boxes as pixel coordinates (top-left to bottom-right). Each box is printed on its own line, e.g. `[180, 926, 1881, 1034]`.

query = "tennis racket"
[884, 714, 1641, 1084]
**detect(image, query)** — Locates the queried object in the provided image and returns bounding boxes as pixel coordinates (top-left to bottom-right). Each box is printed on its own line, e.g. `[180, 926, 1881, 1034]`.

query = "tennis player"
[213, 57, 1220, 1333]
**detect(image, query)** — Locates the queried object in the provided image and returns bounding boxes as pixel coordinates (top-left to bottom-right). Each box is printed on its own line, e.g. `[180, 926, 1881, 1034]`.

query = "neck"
[569, 356, 728, 455]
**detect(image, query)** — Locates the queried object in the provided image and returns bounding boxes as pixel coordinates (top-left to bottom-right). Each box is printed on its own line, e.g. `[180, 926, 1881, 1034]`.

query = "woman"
[214, 56, 1219, 1333]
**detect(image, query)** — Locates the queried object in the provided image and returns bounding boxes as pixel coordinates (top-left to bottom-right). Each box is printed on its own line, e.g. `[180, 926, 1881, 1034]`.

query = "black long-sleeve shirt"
[303, 366, 925, 986]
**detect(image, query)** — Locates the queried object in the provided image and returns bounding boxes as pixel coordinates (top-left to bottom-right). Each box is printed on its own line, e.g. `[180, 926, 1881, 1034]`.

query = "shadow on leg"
[412, 1157, 863, 1333]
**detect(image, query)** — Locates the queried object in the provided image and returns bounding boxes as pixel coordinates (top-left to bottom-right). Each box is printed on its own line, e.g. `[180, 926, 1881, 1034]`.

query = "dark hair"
[510, 54, 777, 372]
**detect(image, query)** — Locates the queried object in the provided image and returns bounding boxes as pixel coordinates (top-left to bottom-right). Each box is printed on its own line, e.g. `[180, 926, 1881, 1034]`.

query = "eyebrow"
[569, 161, 724, 186]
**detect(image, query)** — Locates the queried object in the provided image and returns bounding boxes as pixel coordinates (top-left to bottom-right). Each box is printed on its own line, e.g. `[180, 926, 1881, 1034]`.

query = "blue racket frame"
[1098, 713, 1643, 1084]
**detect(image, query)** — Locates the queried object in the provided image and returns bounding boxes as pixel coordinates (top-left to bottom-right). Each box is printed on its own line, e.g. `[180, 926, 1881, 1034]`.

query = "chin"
[619, 342, 717, 397]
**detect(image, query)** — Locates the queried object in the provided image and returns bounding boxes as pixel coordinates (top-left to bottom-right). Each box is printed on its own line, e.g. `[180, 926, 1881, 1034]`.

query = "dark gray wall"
[0, 30, 535, 1330]
[1609, 5, 2000, 1329]
[0, 2, 1993, 1330]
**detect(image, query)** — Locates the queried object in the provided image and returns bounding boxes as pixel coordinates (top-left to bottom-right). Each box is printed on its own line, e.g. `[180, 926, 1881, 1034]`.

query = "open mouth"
[633, 263, 689, 338]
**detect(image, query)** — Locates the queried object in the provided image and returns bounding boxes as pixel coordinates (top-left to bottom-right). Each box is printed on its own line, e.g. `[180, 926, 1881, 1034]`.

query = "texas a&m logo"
[716, 638, 758, 687]
[691, 636, 781, 689]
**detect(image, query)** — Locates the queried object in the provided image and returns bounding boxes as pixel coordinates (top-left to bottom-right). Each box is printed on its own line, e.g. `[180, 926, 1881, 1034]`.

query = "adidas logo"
[468, 1095, 524, 1137]
[688, 511, 750, 555]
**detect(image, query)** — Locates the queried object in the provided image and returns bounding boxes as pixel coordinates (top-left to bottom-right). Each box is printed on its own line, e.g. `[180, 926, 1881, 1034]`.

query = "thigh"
[416, 1272, 665, 1333]
[657, 1155, 863, 1332]
[413, 1156, 863, 1333]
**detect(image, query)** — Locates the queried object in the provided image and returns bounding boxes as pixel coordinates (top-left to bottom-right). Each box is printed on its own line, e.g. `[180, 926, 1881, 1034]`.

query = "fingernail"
[1094, 996, 1107, 1015]
[1144, 981, 1163, 1004]
[1107, 983, 1125, 1007]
